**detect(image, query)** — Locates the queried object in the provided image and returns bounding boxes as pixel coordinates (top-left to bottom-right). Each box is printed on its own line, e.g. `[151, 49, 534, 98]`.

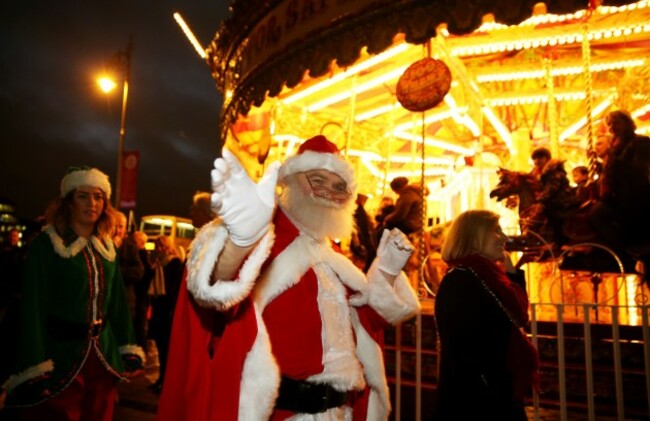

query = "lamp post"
[98, 37, 133, 209]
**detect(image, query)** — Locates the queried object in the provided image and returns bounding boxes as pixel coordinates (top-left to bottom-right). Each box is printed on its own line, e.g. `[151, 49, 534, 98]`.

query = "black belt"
[48, 317, 104, 340]
[275, 376, 350, 414]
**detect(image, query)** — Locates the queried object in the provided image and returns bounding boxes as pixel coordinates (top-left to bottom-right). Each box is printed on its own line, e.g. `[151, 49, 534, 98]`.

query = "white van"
[139, 215, 196, 258]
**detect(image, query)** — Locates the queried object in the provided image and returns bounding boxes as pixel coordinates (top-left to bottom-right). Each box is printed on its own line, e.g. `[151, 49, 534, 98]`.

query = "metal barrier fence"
[389, 301, 650, 421]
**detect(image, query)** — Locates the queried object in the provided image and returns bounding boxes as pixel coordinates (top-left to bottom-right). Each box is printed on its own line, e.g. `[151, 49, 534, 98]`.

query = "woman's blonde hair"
[45, 189, 116, 238]
[440, 209, 500, 262]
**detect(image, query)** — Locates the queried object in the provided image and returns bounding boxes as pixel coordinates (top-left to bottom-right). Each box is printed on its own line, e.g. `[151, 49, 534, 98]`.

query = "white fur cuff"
[365, 262, 421, 324]
[119, 344, 145, 362]
[2, 360, 54, 392]
[186, 221, 275, 310]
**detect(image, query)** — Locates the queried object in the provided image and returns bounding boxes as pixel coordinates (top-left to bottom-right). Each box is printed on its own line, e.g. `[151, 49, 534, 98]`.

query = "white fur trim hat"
[60, 166, 112, 199]
[278, 135, 357, 192]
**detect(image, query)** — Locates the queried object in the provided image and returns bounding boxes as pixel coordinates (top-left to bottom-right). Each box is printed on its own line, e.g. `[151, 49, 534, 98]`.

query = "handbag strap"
[448, 265, 523, 328]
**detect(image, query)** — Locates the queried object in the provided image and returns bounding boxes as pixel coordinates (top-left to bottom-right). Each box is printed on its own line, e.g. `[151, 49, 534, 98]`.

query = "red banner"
[120, 150, 139, 209]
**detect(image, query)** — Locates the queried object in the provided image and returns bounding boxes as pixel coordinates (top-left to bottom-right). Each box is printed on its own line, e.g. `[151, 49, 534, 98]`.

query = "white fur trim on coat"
[238, 307, 281, 421]
[45, 225, 116, 262]
[351, 309, 391, 419]
[2, 360, 54, 393]
[186, 219, 275, 310]
[252, 233, 369, 310]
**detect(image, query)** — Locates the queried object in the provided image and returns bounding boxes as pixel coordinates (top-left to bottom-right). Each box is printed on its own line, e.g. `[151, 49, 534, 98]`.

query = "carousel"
[185, 0, 650, 322]
[177, 0, 650, 417]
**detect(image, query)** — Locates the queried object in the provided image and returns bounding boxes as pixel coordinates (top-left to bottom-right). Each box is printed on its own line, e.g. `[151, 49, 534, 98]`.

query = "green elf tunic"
[3, 225, 144, 406]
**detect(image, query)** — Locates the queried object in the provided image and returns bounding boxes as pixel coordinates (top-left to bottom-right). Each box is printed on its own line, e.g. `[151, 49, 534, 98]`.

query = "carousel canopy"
[200, 0, 648, 209]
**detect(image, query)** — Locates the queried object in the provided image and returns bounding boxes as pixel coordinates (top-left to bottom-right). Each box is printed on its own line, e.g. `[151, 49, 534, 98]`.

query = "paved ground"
[2, 344, 647, 420]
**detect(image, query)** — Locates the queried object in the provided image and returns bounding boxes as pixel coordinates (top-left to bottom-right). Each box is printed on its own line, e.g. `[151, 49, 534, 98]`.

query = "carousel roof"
[200, 0, 649, 200]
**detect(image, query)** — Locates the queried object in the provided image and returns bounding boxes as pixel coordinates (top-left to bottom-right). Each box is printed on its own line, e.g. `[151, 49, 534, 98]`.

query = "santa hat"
[60, 166, 112, 199]
[278, 135, 357, 193]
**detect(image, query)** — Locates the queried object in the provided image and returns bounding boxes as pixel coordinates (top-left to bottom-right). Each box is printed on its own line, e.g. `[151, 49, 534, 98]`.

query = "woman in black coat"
[434, 210, 538, 420]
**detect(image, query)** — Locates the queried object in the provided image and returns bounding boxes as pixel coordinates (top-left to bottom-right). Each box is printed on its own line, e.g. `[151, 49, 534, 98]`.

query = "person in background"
[147, 236, 183, 394]
[351, 193, 376, 273]
[530, 146, 551, 180]
[374, 196, 395, 226]
[0, 229, 26, 404]
[116, 213, 145, 321]
[373, 196, 395, 246]
[434, 210, 538, 421]
[131, 231, 152, 351]
[571, 165, 590, 204]
[594, 133, 612, 167]
[113, 211, 128, 248]
[382, 176, 423, 236]
[157, 135, 420, 420]
[532, 147, 579, 243]
[2, 166, 143, 420]
[597, 110, 650, 281]
[189, 191, 217, 230]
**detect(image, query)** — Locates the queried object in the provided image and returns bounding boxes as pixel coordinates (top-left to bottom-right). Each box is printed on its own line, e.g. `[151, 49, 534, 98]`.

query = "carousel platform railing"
[384, 237, 650, 421]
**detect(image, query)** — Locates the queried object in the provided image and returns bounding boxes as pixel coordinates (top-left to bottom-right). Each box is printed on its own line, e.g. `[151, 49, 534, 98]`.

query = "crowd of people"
[0, 108, 647, 420]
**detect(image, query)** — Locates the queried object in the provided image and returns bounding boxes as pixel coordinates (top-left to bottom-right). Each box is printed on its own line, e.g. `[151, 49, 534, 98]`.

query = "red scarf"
[448, 254, 529, 325]
[448, 254, 539, 400]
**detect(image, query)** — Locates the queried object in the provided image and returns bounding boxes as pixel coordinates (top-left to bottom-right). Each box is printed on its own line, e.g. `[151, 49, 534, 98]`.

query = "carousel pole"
[544, 54, 560, 159]
[582, 3, 598, 181]
[581, 5, 598, 421]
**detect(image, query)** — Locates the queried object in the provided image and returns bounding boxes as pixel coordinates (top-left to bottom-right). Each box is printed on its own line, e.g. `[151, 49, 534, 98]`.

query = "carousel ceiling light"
[347, 149, 454, 166]
[631, 103, 650, 119]
[445, 95, 481, 137]
[559, 95, 614, 142]
[282, 43, 409, 105]
[354, 103, 400, 122]
[307, 66, 408, 112]
[452, 27, 650, 57]
[392, 108, 460, 133]
[482, 106, 513, 150]
[393, 131, 475, 156]
[449, 1, 650, 57]
[489, 90, 588, 107]
[476, 58, 645, 83]
[359, 157, 450, 183]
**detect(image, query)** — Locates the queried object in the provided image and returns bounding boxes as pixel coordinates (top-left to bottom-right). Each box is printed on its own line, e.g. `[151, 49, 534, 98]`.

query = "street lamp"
[98, 37, 132, 209]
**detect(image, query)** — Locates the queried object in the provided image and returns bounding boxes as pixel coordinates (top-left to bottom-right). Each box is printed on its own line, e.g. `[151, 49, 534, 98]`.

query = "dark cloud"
[0, 1, 228, 220]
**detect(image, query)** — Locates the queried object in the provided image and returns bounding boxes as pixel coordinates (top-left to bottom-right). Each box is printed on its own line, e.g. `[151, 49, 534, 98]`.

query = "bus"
[139, 215, 196, 258]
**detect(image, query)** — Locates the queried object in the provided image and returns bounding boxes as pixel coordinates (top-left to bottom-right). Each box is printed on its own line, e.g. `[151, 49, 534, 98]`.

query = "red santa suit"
[158, 136, 420, 421]
[159, 209, 420, 421]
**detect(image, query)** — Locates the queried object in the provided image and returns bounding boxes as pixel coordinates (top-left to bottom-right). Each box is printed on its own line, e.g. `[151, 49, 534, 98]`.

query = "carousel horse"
[489, 168, 597, 246]
[489, 168, 611, 266]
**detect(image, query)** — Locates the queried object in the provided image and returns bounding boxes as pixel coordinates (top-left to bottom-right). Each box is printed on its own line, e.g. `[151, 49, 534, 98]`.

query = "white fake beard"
[278, 176, 356, 241]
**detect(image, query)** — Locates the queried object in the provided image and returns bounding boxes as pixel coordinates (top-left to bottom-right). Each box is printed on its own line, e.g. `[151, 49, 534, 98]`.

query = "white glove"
[376, 228, 414, 276]
[211, 148, 280, 247]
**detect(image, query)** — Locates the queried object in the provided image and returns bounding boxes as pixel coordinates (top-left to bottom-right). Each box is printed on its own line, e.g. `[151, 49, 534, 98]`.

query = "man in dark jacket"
[383, 177, 423, 235]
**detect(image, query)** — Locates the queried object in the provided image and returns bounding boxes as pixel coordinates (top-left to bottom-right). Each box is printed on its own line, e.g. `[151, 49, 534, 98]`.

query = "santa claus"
[157, 135, 421, 420]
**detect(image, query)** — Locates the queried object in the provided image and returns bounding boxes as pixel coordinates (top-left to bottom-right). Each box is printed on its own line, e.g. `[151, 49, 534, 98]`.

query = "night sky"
[0, 1, 230, 221]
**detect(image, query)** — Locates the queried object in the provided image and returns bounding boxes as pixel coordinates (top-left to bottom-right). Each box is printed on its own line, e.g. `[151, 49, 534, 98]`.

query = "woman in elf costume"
[2, 166, 144, 420]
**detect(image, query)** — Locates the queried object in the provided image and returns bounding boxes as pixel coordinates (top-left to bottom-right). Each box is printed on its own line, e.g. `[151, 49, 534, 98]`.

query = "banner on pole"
[120, 150, 139, 209]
